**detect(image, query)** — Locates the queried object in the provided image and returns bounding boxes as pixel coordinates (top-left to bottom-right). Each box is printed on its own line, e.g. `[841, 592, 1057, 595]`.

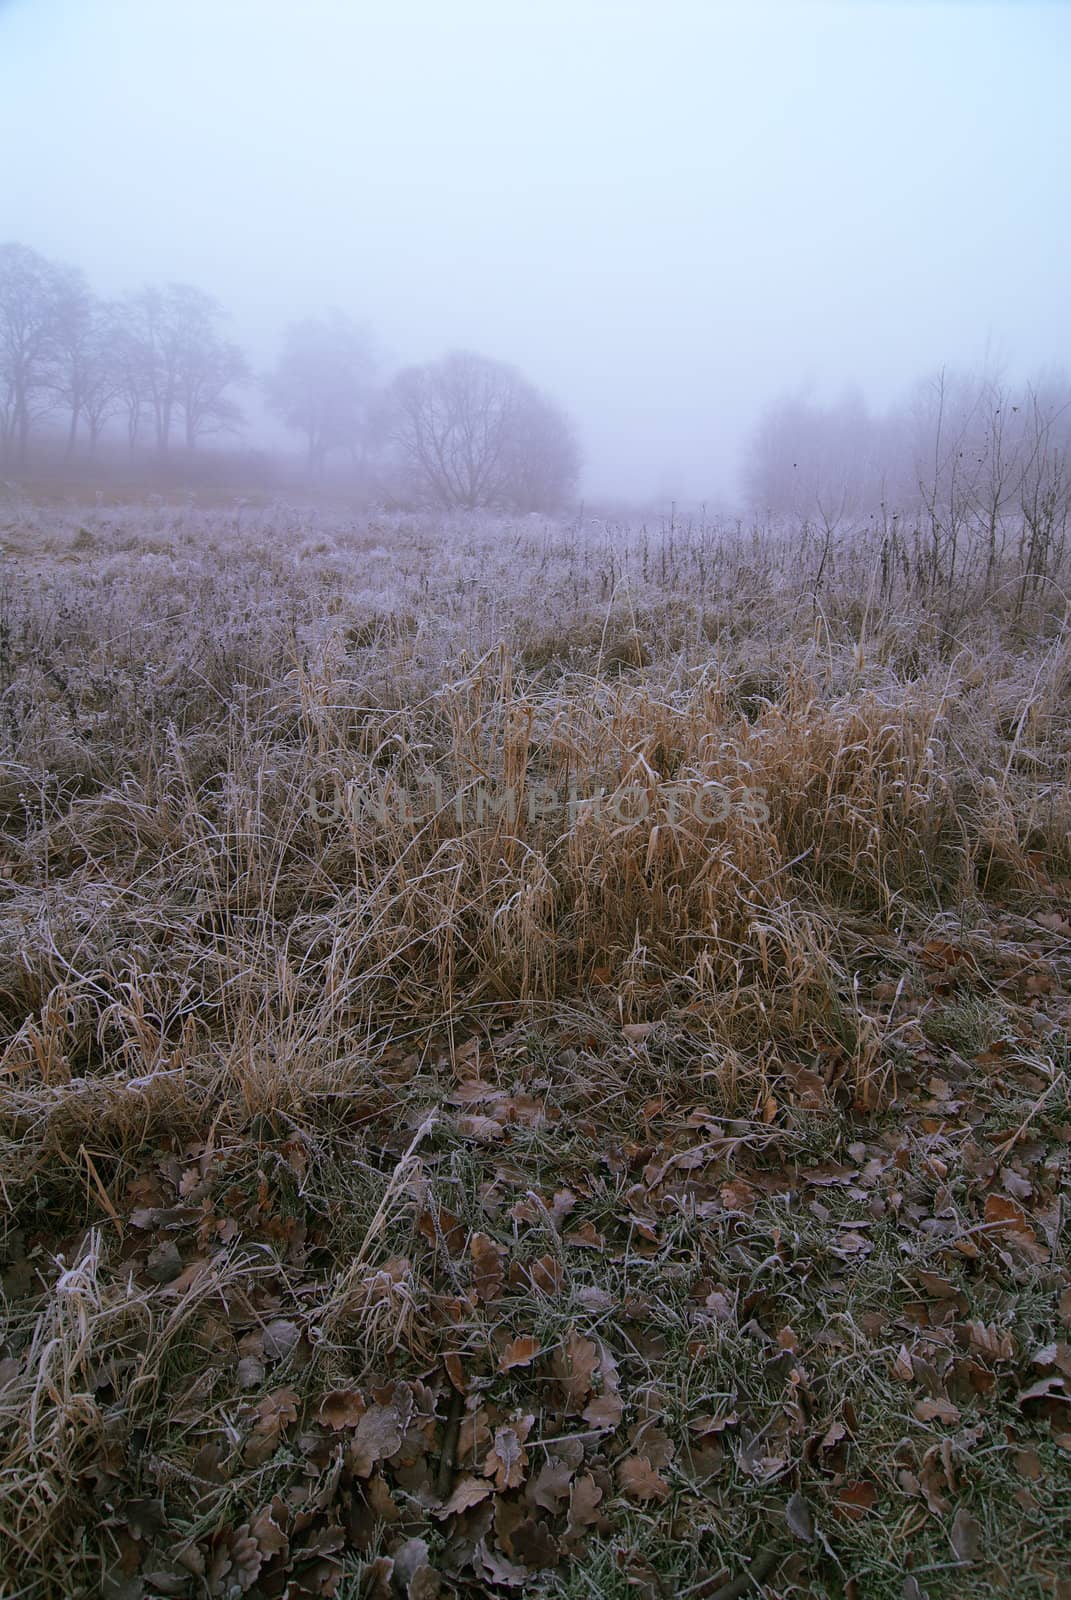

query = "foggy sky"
[2, 0, 1068, 503]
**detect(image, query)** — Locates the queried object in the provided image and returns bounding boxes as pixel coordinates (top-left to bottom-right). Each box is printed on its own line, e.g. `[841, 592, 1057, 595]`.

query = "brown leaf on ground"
[358, 1556, 394, 1599]
[622, 1022, 657, 1042]
[552, 1331, 599, 1413]
[499, 1335, 541, 1372]
[510, 1254, 564, 1295]
[418, 1206, 467, 1255]
[565, 1472, 604, 1539]
[690, 1411, 739, 1437]
[475, 1540, 530, 1588]
[510, 1517, 559, 1570]
[950, 1506, 982, 1562]
[483, 1417, 534, 1490]
[565, 1220, 605, 1249]
[459, 1407, 492, 1463]
[583, 1390, 625, 1431]
[351, 1401, 407, 1477]
[835, 1480, 878, 1520]
[261, 1318, 301, 1362]
[891, 1345, 915, 1381]
[786, 1491, 814, 1542]
[433, 1475, 493, 1519]
[318, 1389, 366, 1430]
[1033, 1340, 1071, 1376]
[628, 1422, 675, 1469]
[720, 1179, 756, 1213]
[470, 1232, 505, 1301]
[527, 1454, 576, 1512]
[965, 1321, 1016, 1362]
[617, 1454, 670, 1502]
[243, 1387, 299, 1467]
[456, 1114, 505, 1143]
[919, 1440, 957, 1515]
[915, 1397, 961, 1424]
[984, 1194, 1048, 1263]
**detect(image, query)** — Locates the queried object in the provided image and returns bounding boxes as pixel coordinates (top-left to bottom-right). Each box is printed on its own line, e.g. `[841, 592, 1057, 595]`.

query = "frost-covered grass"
[0, 497, 1069, 1598]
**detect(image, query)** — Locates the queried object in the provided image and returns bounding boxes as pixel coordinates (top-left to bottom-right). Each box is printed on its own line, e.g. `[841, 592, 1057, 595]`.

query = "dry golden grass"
[0, 501, 1069, 1597]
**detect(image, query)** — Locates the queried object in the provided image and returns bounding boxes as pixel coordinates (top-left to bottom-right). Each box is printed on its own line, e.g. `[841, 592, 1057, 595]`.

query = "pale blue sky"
[1, 0, 1068, 499]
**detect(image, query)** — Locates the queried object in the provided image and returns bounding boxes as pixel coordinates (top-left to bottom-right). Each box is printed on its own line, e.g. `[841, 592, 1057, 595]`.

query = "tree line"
[0, 241, 580, 510]
[746, 367, 1071, 595]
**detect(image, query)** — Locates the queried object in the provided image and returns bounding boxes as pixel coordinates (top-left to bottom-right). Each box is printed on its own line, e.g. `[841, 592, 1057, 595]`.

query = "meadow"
[0, 493, 1068, 1598]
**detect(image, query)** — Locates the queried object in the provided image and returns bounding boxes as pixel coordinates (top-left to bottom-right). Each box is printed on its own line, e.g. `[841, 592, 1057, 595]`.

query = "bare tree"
[1014, 381, 1071, 611]
[388, 350, 579, 511]
[177, 324, 248, 449]
[122, 288, 180, 453]
[0, 242, 77, 465]
[76, 308, 127, 458]
[50, 279, 128, 461]
[745, 389, 905, 525]
[263, 312, 376, 473]
[123, 283, 246, 454]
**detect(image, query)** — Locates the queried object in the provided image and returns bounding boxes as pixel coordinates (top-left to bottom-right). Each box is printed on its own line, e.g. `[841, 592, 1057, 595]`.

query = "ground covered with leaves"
[0, 498, 1069, 1597]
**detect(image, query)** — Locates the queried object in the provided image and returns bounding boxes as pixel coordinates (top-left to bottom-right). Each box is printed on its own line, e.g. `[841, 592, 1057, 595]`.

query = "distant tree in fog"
[745, 389, 907, 526]
[74, 310, 127, 458]
[388, 350, 579, 511]
[121, 283, 247, 454]
[910, 366, 1071, 592]
[263, 312, 377, 473]
[0, 242, 79, 465]
[51, 281, 127, 460]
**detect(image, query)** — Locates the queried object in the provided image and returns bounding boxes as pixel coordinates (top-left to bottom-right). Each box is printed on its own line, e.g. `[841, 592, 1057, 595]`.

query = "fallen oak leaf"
[318, 1389, 365, 1430]
[552, 1331, 599, 1413]
[483, 1417, 534, 1491]
[690, 1411, 740, 1437]
[617, 1454, 670, 1502]
[470, 1232, 505, 1302]
[243, 1388, 299, 1467]
[785, 1491, 813, 1543]
[621, 1022, 657, 1043]
[891, 1345, 915, 1382]
[564, 1472, 603, 1543]
[261, 1318, 301, 1363]
[914, 1398, 961, 1425]
[1032, 1340, 1071, 1377]
[950, 1505, 982, 1563]
[394, 1536, 437, 1600]
[565, 1220, 605, 1249]
[498, 1335, 541, 1372]
[527, 1454, 576, 1512]
[351, 1401, 407, 1477]
[583, 1390, 624, 1431]
[433, 1474, 493, 1519]
[509, 1516, 560, 1570]
[357, 1556, 394, 1599]
[456, 1114, 505, 1143]
[582, 1337, 623, 1433]
[965, 1322, 1016, 1362]
[835, 1480, 878, 1520]
[628, 1421, 676, 1469]
[983, 1195, 1048, 1263]
[475, 1539, 530, 1588]
[509, 1254, 565, 1295]
[1017, 1374, 1067, 1404]
[121, 1498, 167, 1541]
